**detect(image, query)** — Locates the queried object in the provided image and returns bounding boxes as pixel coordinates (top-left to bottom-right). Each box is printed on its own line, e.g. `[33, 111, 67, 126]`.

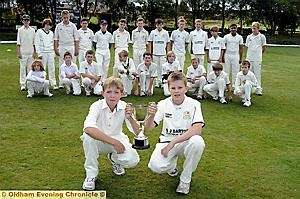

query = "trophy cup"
[132, 104, 151, 150]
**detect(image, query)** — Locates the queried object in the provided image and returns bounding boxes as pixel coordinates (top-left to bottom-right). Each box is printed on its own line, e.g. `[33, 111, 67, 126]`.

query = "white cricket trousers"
[133, 47, 146, 68]
[187, 76, 207, 96]
[153, 55, 165, 86]
[148, 135, 205, 183]
[58, 46, 75, 86]
[82, 77, 103, 95]
[192, 54, 205, 67]
[81, 132, 140, 178]
[119, 74, 133, 95]
[234, 80, 256, 101]
[41, 52, 57, 87]
[249, 61, 263, 93]
[203, 78, 226, 99]
[61, 78, 81, 95]
[139, 72, 153, 94]
[19, 55, 34, 87]
[95, 49, 110, 81]
[207, 60, 220, 75]
[175, 52, 186, 70]
[27, 80, 51, 96]
[113, 47, 128, 77]
[224, 53, 240, 86]
[78, 49, 90, 67]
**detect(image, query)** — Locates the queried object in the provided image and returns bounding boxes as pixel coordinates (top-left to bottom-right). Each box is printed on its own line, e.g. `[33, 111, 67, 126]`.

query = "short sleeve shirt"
[171, 29, 189, 54]
[207, 71, 230, 85]
[93, 30, 113, 50]
[206, 36, 226, 61]
[148, 29, 170, 56]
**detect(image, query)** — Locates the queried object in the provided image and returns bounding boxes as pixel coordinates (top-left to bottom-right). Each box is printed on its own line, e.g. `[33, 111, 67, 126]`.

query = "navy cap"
[22, 14, 30, 20]
[100, 19, 107, 25]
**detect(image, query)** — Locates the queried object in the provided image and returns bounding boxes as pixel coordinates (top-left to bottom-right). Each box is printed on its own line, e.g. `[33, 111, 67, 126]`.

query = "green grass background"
[0, 44, 299, 199]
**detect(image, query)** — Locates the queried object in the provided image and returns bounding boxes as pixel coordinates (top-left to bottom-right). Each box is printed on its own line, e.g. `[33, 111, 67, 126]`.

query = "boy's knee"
[126, 151, 140, 168]
[188, 135, 205, 151]
[82, 78, 91, 86]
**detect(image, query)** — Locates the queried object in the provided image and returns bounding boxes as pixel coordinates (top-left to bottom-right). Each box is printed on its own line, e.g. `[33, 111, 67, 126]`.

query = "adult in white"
[245, 22, 267, 96]
[148, 18, 170, 88]
[78, 18, 94, 67]
[189, 19, 208, 67]
[170, 18, 189, 69]
[131, 17, 149, 68]
[223, 24, 243, 86]
[34, 18, 58, 90]
[54, 10, 79, 88]
[112, 19, 130, 77]
[93, 19, 113, 81]
[234, 60, 258, 107]
[17, 14, 36, 91]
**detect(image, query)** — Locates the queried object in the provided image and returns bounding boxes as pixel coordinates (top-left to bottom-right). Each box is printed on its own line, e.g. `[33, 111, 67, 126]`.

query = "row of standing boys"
[17, 10, 266, 107]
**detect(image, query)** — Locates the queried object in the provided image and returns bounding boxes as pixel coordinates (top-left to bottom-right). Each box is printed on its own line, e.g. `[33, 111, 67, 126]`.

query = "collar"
[100, 99, 126, 112]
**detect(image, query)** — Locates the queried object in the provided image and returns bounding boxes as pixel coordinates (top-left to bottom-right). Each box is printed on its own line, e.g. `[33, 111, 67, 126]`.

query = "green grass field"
[0, 44, 299, 199]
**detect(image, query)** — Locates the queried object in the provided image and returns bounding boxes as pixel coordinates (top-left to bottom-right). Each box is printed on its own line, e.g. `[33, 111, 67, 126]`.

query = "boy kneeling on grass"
[81, 77, 140, 191]
[145, 71, 206, 195]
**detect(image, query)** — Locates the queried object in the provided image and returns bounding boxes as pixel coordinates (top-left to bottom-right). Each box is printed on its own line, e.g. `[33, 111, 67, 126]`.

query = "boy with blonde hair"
[145, 71, 205, 195]
[81, 77, 140, 191]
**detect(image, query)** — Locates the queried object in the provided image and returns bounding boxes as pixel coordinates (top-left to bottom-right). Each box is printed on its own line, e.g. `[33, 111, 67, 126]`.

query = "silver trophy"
[131, 104, 152, 150]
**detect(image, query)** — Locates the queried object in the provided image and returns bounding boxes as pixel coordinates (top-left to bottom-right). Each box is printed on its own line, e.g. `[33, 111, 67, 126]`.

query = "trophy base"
[132, 137, 150, 150]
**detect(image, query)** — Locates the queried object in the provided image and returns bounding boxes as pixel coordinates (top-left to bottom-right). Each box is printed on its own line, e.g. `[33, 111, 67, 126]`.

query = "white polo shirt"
[206, 36, 226, 61]
[189, 29, 208, 55]
[246, 33, 266, 62]
[154, 96, 205, 142]
[54, 21, 79, 46]
[207, 71, 230, 84]
[17, 25, 35, 55]
[83, 99, 133, 136]
[60, 62, 79, 78]
[34, 28, 54, 55]
[26, 70, 46, 83]
[171, 29, 189, 54]
[79, 60, 102, 77]
[136, 62, 158, 78]
[78, 28, 94, 51]
[234, 70, 257, 92]
[93, 30, 113, 50]
[223, 33, 243, 55]
[112, 29, 130, 49]
[132, 28, 149, 49]
[148, 28, 170, 56]
[162, 60, 182, 75]
[186, 65, 206, 79]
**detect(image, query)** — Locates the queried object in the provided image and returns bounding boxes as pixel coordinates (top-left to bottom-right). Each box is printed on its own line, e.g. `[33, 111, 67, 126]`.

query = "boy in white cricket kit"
[79, 50, 102, 96]
[34, 18, 58, 90]
[223, 24, 243, 86]
[234, 60, 258, 107]
[78, 18, 94, 67]
[54, 10, 79, 88]
[112, 19, 130, 77]
[17, 14, 36, 91]
[26, 60, 53, 98]
[60, 52, 81, 95]
[93, 19, 113, 81]
[136, 52, 158, 96]
[116, 50, 136, 97]
[162, 51, 182, 96]
[203, 62, 232, 104]
[170, 18, 189, 69]
[189, 19, 208, 67]
[81, 77, 140, 191]
[245, 22, 266, 96]
[186, 57, 207, 99]
[145, 72, 205, 195]
[131, 17, 149, 68]
[148, 18, 170, 88]
[206, 26, 225, 75]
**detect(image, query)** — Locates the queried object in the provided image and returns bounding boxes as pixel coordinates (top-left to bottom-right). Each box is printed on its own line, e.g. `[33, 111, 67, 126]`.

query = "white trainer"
[176, 180, 190, 194]
[219, 97, 227, 104]
[243, 100, 252, 107]
[82, 177, 97, 191]
[168, 168, 178, 177]
[108, 153, 125, 176]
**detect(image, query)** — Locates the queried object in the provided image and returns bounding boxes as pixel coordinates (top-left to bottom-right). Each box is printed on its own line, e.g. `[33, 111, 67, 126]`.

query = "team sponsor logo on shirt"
[155, 41, 164, 44]
[166, 128, 188, 135]
[165, 113, 172, 118]
[183, 111, 191, 120]
[195, 41, 203, 44]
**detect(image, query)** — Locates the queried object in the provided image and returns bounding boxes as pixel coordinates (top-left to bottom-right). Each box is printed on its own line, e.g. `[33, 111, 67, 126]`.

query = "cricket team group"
[16, 9, 266, 194]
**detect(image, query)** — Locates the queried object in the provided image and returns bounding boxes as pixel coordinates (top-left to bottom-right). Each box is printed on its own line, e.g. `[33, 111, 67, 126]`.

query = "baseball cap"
[22, 14, 30, 20]
[100, 19, 107, 25]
